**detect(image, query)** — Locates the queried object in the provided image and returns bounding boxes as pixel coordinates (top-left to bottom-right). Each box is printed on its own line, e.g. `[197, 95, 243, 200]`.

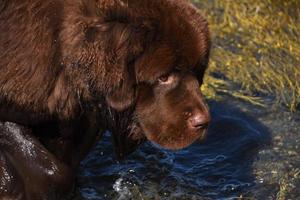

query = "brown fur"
[0, 0, 210, 159]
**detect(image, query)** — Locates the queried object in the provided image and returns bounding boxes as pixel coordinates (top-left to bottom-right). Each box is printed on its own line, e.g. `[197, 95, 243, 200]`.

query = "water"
[76, 97, 299, 199]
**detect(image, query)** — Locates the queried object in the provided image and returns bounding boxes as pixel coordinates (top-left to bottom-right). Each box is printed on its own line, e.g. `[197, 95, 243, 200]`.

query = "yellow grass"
[194, 0, 300, 111]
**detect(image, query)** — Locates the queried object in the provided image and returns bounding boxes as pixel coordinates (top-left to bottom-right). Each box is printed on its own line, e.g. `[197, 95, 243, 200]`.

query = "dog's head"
[134, 68, 210, 150]
[107, 1, 211, 151]
[59, 0, 210, 154]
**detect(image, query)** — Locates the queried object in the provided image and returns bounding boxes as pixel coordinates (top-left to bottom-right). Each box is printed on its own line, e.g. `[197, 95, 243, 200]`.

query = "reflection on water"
[76, 98, 300, 199]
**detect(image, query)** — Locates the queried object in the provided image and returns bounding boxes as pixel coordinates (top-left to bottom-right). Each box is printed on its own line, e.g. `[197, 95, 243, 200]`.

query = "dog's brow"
[174, 66, 194, 74]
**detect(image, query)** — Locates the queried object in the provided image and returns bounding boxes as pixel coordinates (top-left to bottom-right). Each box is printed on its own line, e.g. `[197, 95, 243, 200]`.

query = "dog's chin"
[144, 129, 208, 150]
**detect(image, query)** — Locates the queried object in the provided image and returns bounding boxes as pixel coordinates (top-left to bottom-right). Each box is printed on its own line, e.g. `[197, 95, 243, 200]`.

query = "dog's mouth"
[143, 126, 208, 150]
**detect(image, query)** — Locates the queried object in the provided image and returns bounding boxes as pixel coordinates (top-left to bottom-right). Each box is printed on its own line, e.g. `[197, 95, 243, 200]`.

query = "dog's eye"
[158, 74, 173, 84]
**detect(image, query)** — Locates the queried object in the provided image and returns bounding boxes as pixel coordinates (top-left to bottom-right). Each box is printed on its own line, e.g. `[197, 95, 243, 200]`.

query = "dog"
[0, 0, 210, 199]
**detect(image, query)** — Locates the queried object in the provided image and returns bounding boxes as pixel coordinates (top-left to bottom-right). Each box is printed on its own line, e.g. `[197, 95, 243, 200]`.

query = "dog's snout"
[188, 111, 210, 130]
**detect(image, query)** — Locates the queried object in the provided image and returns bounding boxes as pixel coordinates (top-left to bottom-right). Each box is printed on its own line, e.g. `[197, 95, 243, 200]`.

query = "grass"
[193, 0, 300, 111]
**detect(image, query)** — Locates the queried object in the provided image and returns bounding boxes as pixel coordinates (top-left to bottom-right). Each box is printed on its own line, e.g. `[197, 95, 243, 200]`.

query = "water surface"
[76, 98, 299, 199]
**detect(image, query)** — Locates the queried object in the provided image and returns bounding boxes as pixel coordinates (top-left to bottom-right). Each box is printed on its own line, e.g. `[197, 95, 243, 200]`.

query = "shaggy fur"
[0, 0, 210, 155]
[0, 0, 210, 198]
[0, 0, 209, 118]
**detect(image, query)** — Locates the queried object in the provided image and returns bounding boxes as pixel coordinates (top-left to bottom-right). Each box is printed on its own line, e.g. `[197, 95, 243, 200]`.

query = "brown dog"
[0, 0, 210, 199]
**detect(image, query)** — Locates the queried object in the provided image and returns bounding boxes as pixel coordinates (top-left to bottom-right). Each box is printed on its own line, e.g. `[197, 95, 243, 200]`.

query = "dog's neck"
[99, 103, 146, 160]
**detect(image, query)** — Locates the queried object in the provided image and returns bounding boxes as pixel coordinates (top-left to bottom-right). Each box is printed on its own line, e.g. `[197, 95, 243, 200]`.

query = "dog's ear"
[60, 3, 147, 111]
[64, 18, 141, 111]
[100, 23, 141, 111]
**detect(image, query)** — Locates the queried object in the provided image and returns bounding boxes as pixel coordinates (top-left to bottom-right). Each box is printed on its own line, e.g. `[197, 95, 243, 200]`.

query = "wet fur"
[0, 0, 210, 197]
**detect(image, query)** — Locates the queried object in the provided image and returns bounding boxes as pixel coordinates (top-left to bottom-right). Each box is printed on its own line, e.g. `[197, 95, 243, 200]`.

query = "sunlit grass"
[194, 0, 300, 111]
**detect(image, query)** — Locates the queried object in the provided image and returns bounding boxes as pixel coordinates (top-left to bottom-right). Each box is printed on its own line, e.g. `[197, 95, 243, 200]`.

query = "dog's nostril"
[188, 113, 210, 129]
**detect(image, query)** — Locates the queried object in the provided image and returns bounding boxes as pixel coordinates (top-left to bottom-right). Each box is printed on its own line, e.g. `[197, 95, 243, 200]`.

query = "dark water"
[76, 97, 299, 200]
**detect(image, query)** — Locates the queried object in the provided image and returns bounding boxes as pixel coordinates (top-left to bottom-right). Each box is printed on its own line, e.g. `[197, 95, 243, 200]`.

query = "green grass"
[193, 0, 300, 111]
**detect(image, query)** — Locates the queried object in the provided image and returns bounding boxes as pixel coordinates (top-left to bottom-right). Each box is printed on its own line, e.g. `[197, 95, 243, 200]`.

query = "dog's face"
[102, 38, 211, 150]
[135, 69, 210, 149]
[123, 39, 211, 149]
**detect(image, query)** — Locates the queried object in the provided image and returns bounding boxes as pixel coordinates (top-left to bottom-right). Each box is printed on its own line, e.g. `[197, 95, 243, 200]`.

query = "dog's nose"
[188, 112, 210, 130]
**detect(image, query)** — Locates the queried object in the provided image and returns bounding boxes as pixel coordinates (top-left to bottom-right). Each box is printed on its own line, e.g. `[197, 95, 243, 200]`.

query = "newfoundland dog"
[0, 0, 210, 199]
